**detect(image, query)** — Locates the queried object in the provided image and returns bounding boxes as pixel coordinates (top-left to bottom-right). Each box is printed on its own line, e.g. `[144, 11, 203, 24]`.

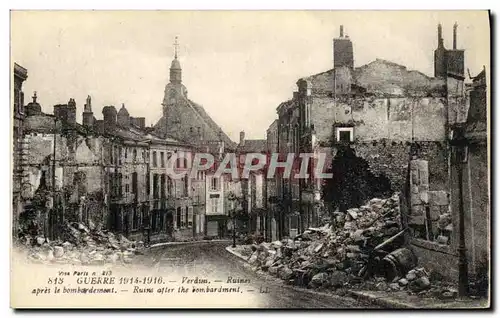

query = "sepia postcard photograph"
[9, 9, 491, 309]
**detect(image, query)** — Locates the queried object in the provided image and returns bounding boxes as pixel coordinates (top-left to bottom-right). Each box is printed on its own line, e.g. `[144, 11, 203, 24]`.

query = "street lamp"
[228, 192, 237, 248]
[451, 126, 469, 297]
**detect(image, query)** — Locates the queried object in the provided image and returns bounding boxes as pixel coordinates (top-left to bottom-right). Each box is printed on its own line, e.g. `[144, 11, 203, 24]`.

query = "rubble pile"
[356, 266, 458, 299]
[236, 192, 458, 299]
[17, 222, 145, 266]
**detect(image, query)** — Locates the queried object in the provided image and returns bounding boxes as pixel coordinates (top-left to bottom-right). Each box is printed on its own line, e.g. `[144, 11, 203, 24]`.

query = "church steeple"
[170, 36, 182, 84]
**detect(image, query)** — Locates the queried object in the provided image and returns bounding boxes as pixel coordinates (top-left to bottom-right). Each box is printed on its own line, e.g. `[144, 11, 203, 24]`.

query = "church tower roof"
[118, 103, 129, 116]
[170, 58, 181, 70]
[26, 91, 42, 116]
[169, 36, 182, 84]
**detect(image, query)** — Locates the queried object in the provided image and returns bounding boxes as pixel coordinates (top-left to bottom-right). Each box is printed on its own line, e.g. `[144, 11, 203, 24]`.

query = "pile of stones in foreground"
[234, 193, 458, 300]
[17, 222, 145, 267]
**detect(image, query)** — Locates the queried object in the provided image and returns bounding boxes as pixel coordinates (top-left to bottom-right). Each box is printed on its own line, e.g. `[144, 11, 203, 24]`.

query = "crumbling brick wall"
[352, 141, 409, 192]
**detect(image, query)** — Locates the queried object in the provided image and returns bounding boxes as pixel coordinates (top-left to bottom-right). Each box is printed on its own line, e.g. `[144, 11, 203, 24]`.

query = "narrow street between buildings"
[137, 241, 378, 308]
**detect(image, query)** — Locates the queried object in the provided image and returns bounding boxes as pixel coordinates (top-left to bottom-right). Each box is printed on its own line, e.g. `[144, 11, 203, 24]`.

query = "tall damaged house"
[266, 23, 487, 285]
[13, 63, 28, 238]
[20, 96, 110, 239]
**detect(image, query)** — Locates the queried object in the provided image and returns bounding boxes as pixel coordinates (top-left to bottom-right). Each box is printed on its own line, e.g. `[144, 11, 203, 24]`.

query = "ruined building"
[266, 24, 467, 249]
[13, 63, 28, 238]
[21, 96, 110, 238]
[18, 87, 204, 243]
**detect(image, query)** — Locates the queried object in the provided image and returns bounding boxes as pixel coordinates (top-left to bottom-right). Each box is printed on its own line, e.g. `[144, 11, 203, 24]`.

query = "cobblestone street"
[136, 241, 378, 308]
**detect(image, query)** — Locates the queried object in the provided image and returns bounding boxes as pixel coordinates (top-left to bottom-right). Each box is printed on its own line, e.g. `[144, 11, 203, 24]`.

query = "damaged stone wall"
[447, 77, 468, 125]
[408, 160, 451, 243]
[21, 132, 107, 231]
[333, 140, 449, 194]
[311, 96, 447, 146]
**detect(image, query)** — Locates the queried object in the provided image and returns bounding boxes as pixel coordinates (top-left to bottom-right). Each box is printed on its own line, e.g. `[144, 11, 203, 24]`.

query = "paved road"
[135, 241, 379, 308]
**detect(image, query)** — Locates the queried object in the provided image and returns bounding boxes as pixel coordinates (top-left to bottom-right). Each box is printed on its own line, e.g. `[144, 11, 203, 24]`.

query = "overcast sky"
[11, 11, 489, 141]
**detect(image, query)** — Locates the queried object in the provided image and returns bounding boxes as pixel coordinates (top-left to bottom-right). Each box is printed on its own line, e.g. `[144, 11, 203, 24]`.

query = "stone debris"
[17, 221, 145, 267]
[233, 192, 458, 299]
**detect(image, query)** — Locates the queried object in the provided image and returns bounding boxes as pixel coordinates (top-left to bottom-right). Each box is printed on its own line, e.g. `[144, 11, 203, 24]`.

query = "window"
[152, 151, 157, 167]
[125, 148, 128, 159]
[118, 173, 123, 196]
[339, 131, 351, 142]
[159, 212, 165, 232]
[187, 207, 193, 227]
[176, 207, 181, 229]
[336, 127, 354, 143]
[160, 174, 166, 199]
[118, 147, 122, 165]
[115, 146, 119, 165]
[211, 198, 218, 213]
[211, 177, 219, 191]
[133, 149, 137, 162]
[153, 174, 159, 199]
[124, 174, 130, 193]
[151, 211, 157, 232]
[160, 152, 165, 168]
[146, 173, 150, 195]
[176, 153, 185, 169]
[183, 176, 189, 197]
[181, 207, 186, 228]
[167, 176, 173, 196]
[132, 172, 138, 194]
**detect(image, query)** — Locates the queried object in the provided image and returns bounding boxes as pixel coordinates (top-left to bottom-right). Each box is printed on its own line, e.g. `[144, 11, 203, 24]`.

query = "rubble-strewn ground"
[15, 221, 145, 267]
[233, 193, 460, 301]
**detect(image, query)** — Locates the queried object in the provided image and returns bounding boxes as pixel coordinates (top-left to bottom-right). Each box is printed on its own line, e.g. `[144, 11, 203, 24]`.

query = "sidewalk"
[149, 239, 231, 249]
[226, 245, 490, 309]
[348, 290, 489, 309]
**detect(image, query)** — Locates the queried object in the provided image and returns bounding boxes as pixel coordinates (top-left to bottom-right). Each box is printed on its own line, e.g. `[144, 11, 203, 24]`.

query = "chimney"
[340, 25, 344, 38]
[83, 95, 94, 128]
[438, 23, 443, 47]
[53, 104, 68, 122]
[84, 95, 92, 112]
[102, 106, 117, 132]
[66, 98, 77, 125]
[239, 131, 245, 147]
[453, 22, 458, 50]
